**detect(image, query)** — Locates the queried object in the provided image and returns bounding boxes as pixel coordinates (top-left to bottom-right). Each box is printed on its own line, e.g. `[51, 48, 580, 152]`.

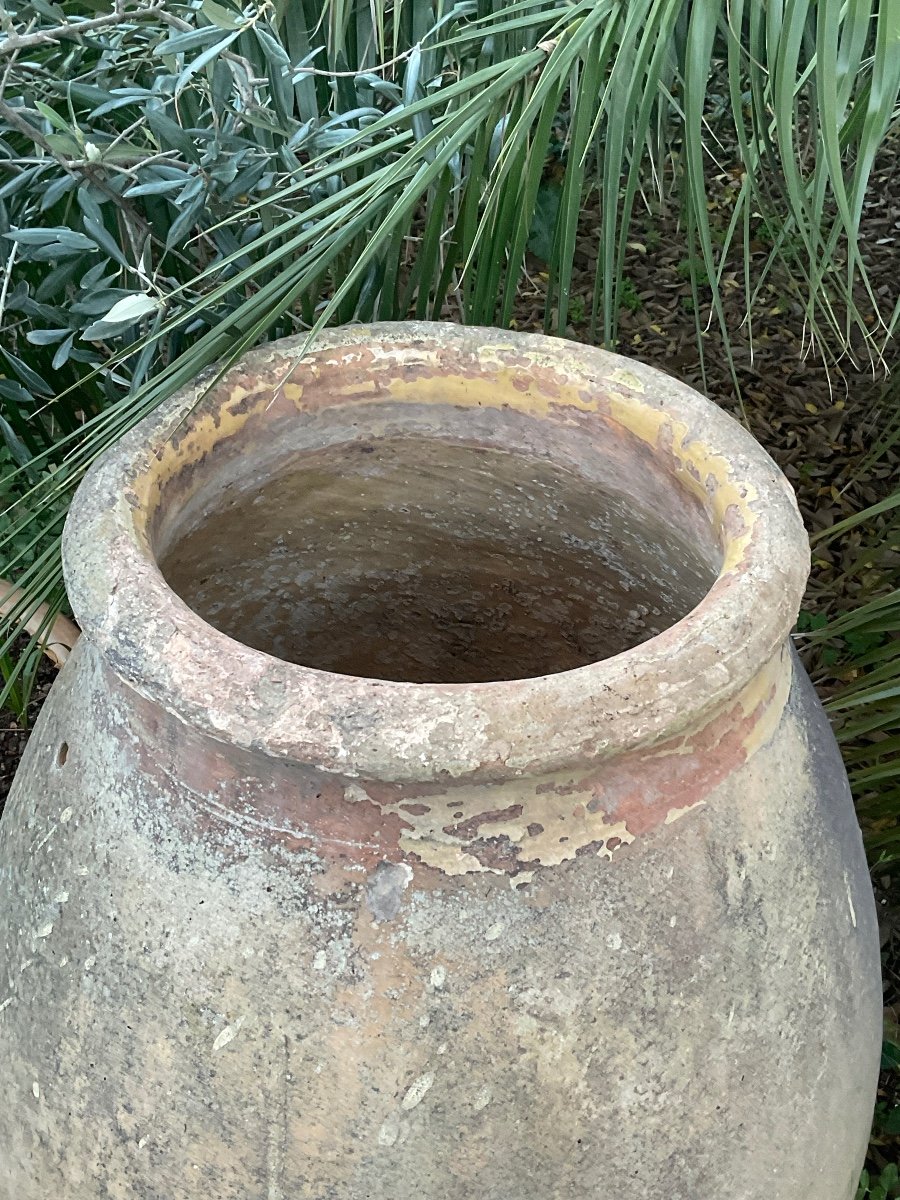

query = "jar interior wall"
[159, 436, 719, 684]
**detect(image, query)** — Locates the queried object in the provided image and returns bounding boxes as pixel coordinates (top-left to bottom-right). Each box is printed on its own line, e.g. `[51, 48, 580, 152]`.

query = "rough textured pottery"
[0, 323, 881, 1199]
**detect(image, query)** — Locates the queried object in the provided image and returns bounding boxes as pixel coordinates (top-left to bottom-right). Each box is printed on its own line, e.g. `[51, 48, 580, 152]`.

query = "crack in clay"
[186, 792, 385, 854]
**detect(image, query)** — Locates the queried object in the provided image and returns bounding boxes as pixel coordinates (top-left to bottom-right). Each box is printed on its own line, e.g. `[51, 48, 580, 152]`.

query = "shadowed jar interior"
[158, 433, 721, 685]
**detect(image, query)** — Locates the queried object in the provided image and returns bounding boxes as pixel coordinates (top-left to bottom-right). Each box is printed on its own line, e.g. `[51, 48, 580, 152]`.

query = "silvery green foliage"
[2, 0, 895, 470]
[0, 0, 480, 460]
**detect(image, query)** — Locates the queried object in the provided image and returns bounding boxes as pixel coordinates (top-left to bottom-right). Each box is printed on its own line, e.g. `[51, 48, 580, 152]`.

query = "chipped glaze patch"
[608, 367, 646, 393]
[665, 801, 707, 825]
[365, 775, 636, 877]
[346, 649, 794, 877]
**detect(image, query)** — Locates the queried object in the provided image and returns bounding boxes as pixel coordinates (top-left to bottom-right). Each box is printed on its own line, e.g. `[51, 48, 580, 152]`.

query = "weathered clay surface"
[0, 323, 881, 1198]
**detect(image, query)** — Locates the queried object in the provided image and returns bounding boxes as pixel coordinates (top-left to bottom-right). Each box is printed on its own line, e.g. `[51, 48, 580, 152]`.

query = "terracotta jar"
[0, 324, 881, 1199]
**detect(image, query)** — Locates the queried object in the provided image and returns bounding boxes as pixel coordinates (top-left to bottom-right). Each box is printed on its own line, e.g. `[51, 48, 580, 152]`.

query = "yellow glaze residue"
[369, 774, 636, 877]
[368, 344, 757, 571]
[641, 646, 792, 766]
[608, 367, 646, 393]
[129, 380, 261, 515]
[735, 643, 793, 760]
[130, 338, 757, 578]
[605, 391, 756, 572]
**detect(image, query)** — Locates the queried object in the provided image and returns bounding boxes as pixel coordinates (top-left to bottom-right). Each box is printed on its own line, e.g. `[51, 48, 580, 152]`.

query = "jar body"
[0, 637, 880, 1200]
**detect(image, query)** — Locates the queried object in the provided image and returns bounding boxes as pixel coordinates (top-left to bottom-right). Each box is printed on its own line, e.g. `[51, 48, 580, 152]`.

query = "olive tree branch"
[0, 2, 165, 58]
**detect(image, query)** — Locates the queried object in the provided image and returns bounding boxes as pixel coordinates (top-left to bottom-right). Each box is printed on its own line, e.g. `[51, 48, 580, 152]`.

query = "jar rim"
[62, 322, 809, 782]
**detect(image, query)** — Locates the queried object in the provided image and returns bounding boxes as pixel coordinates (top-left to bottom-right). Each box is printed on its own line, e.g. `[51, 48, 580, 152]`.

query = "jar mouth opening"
[155, 435, 721, 687]
[62, 323, 809, 781]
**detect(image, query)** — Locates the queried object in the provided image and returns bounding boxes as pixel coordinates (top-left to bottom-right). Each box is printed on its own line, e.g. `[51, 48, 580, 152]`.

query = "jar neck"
[98, 641, 793, 878]
[63, 323, 809, 786]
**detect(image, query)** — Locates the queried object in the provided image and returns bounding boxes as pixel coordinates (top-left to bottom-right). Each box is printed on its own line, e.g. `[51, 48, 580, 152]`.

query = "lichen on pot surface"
[0, 323, 881, 1199]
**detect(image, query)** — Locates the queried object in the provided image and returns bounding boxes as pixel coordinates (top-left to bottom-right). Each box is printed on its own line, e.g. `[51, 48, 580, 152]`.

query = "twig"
[0, 96, 62, 160]
[0, 98, 197, 275]
[0, 240, 18, 333]
[0, 16, 29, 96]
[0, 3, 165, 58]
[291, 45, 419, 78]
[155, 8, 268, 106]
